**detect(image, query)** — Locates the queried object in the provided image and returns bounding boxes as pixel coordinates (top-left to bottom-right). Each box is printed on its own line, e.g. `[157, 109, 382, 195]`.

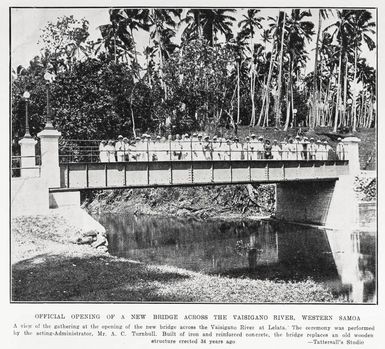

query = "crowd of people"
[98, 133, 346, 163]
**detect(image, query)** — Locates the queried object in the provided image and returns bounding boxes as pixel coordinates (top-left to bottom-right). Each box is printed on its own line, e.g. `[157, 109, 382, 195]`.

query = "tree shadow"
[12, 254, 190, 302]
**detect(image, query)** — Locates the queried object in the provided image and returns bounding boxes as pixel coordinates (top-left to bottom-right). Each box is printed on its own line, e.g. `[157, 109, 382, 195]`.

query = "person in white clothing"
[308, 138, 316, 160]
[336, 137, 345, 160]
[115, 135, 125, 162]
[211, 136, 221, 160]
[293, 135, 302, 160]
[99, 140, 108, 162]
[316, 140, 323, 160]
[123, 137, 130, 161]
[281, 139, 289, 160]
[256, 136, 264, 159]
[232, 137, 243, 160]
[106, 140, 116, 162]
[287, 138, 296, 160]
[271, 140, 281, 160]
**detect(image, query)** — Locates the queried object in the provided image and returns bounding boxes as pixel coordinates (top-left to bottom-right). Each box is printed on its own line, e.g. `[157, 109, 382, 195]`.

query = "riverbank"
[12, 213, 346, 302]
[85, 184, 275, 220]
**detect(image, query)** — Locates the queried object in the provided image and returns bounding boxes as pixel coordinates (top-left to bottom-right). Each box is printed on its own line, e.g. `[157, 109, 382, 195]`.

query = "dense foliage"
[12, 9, 376, 142]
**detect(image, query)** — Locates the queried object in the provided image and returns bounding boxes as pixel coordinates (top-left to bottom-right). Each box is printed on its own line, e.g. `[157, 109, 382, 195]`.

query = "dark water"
[99, 202, 376, 303]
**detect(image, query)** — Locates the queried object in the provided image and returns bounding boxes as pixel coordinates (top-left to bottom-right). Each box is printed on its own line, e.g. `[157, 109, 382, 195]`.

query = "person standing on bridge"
[181, 134, 190, 160]
[336, 137, 345, 160]
[271, 140, 281, 160]
[323, 140, 332, 160]
[115, 135, 125, 162]
[308, 138, 316, 160]
[196, 134, 205, 161]
[249, 134, 257, 160]
[256, 136, 264, 160]
[281, 139, 288, 160]
[99, 140, 108, 162]
[148, 135, 159, 161]
[123, 137, 130, 161]
[287, 138, 296, 160]
[222, 138, 231, 161]
[156, 136, 167, 161]
[106, 140, 116, 162]
[211, 136, 221, 160]
[131, 137, 141, 161]
[293, 135, 302, 160]
[264, 139, 273, 159]
[202, 136, 212, 160]
[232, 137, 243, 160]
[301, 136, 309, 160]
[243, 136, 250, 160]
[315, 140, 323, 160]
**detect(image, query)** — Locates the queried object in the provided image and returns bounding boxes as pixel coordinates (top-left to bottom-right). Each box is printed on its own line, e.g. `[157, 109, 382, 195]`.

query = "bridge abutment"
[275, 176, 358, 228]
[275, 137, 360, 228]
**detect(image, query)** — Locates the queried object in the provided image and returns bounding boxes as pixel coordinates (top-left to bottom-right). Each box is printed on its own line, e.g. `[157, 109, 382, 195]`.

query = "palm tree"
[182, 9, 235, 46]
[181, 9, 203, 42]
[274, 10, 286, 128]
[148, 9, 182, 97]
[326, 10, 355, 132]
[238, 9, 264, 127]
[283, 9, 315, 131]
[350, 10, 375, 131]
[310, 9, 330, 131]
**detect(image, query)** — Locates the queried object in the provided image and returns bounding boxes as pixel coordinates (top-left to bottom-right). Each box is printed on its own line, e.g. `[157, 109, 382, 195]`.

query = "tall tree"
[310, 9, 330, 131]
[238, 9, 264, 127]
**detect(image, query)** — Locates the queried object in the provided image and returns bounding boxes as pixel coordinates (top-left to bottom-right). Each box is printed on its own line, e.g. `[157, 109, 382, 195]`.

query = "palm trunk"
[352, 46, 358, 131]
[275, 12, 286, 128]
[333, 51, 342, 132]
[342, 58, 348, 127]
[259, 43, 276, 126]
[283, 57, 292, 131]
[237, 61, 240, 126]
[256, 76, 267, 126]
[310, 10, 322, 131]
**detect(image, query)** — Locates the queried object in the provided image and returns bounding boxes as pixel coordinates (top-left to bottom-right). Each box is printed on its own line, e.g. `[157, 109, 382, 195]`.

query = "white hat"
[118, 135, 123, 139]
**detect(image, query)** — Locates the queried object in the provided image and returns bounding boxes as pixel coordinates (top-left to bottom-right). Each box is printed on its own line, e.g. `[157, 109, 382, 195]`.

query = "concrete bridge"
[11, 123, 361, 228]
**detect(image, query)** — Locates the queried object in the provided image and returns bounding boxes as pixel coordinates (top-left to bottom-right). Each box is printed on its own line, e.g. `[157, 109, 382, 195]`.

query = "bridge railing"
[59, 139, 347, 164]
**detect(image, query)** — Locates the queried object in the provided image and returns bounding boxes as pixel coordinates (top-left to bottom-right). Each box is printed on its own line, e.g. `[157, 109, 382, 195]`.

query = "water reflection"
[99, 203, 376, 303]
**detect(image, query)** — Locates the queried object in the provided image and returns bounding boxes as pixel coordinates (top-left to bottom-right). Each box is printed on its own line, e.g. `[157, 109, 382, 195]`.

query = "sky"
[11, 7, 377, 74]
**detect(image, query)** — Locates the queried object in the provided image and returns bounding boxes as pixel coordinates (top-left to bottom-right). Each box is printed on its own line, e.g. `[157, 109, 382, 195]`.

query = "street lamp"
[22, 91, 31, 137]
[44, 71, 56, 129]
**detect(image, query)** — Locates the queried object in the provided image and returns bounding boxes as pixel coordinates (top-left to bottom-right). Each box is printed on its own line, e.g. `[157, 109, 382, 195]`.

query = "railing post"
[18, 135, 38, 177]
[342, 137, 361, 176]
[37, 126, 61, 187]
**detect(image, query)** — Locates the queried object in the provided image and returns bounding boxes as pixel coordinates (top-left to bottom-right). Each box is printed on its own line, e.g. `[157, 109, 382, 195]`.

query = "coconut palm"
[283, 9, 315, 131]
[310, 9, 331, 131]
[182, 9, 235, 46]
[238, 10, 264, 127]
[349, 10, 375, 131]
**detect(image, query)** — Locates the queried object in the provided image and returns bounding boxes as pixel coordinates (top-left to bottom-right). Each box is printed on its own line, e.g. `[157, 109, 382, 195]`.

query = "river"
[98, 202, 376, 303]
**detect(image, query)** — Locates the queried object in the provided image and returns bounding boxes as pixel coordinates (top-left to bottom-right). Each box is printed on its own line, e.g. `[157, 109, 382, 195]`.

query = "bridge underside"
[53, 159, 349, 192]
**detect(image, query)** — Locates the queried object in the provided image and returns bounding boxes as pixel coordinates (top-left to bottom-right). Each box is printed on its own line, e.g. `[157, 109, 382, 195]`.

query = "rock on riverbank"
[84, 184, 275, 219]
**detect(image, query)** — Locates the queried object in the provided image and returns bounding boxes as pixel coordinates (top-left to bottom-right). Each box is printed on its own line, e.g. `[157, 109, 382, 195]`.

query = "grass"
[12, 214, 346, 303]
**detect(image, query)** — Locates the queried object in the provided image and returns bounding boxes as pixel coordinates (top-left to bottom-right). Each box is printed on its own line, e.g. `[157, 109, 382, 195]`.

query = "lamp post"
[44, 71, 56, 130]
[22, 91, 31, 137]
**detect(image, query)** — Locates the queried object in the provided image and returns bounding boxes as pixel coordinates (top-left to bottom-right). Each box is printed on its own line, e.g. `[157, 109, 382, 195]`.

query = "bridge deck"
[52, 159, 349, 192]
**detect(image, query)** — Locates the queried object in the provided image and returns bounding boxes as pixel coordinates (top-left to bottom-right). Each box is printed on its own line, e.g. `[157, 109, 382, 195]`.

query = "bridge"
[11, 122, 361, 228]
[56, 159, 349, 191]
